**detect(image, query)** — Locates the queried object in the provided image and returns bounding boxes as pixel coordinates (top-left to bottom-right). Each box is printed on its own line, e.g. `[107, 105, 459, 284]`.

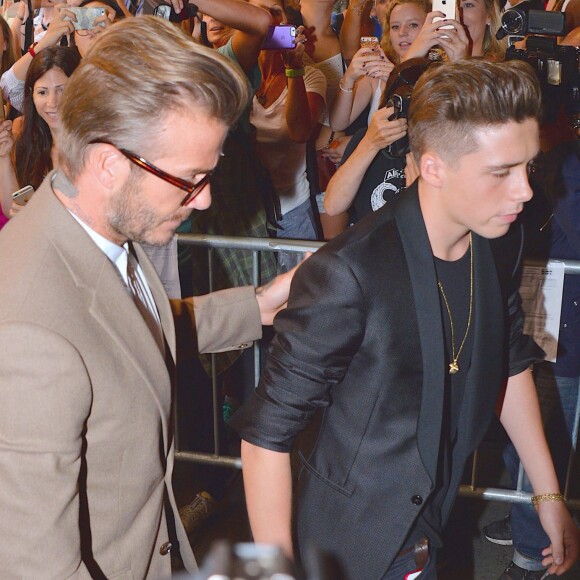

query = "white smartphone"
[12, 185, 34, 206]
[432, 0, 456, 35]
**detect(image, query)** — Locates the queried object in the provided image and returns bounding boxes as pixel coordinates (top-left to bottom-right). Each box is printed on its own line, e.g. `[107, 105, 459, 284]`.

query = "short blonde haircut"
[58, 16, 251, 179]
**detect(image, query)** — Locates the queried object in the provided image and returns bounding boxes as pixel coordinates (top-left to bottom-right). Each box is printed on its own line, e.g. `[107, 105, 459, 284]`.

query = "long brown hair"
[14, 46, 81, 189]
[0, 16, 17, 77]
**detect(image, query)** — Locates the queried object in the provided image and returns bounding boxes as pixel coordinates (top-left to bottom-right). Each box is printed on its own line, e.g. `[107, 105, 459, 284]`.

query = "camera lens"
[502, 9, 525, 34]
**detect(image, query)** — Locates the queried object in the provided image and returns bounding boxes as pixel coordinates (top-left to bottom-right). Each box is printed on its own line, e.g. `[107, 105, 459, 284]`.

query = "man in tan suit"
[0, 16, 290, 579]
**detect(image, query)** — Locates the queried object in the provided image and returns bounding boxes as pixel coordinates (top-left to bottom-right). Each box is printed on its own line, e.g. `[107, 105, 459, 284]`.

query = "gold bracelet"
[531, 493, 565, 507]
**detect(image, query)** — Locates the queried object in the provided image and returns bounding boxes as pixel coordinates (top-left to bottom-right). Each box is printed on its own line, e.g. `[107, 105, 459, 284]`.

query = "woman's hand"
[319, 135, 352, 166]
[402, 11, 467, 60]
[435, 18, 469, 61]
[35, 4, 75, 51]
[362, 106, 407, 152]
[343, 45, 393, 87]
[281, 25, 307, 70]
[0, 121, 14, 159]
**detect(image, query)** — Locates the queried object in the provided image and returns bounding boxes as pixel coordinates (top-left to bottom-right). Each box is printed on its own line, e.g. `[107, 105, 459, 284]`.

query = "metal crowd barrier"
[175, 233, 580, 510]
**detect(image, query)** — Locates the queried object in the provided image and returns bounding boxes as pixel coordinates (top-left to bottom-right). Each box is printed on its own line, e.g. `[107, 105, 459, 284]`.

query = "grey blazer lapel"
[395, 184, 446, 482]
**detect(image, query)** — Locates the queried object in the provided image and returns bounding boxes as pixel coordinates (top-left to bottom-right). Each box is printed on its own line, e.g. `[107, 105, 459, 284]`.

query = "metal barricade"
[174, 235, 323, 469]
[175, 233, 580, 510]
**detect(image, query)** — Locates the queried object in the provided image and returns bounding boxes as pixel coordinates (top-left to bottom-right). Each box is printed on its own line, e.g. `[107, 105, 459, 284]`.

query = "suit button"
[411, 495, 423, 506]
[159, 542, 172, 556]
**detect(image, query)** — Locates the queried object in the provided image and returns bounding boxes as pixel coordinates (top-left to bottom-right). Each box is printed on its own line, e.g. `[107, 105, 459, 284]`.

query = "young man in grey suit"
[0, 16, 293, 579]
[233, 60, 580, 579]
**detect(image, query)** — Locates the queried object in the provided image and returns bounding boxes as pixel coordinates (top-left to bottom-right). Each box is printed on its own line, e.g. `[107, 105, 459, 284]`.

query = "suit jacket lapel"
[395, 184, 446, 482]
[38, 176, 172, 447]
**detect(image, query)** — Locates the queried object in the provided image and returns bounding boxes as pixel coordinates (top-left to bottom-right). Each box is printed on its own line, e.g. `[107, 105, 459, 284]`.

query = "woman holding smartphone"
[250, 0, 326, 251]
[0, 46, 80, 219]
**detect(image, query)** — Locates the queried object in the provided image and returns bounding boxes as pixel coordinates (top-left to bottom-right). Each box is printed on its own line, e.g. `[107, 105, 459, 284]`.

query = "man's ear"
[419, 151, 447, 189]
[87, 143, 130, 193]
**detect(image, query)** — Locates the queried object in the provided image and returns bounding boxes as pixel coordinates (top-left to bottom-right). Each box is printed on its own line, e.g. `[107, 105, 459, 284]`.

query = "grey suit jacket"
[0, 174, 261, 578]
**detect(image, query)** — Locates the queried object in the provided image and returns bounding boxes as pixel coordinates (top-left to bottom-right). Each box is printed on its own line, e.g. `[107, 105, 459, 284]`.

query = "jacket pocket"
[298, 451, 354, 498]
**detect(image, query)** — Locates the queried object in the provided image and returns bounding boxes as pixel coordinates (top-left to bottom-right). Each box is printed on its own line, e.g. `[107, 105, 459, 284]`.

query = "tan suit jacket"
[0, 174, 262, 578]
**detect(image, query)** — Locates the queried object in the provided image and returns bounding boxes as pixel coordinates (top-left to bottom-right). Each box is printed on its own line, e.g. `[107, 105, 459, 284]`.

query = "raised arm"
[194, 0, 272, 72]
[500, 369, 580, 575]
[330, 45, 393, 131]
[0, 120, 18, 217]
[339, 0, 375, 63]
[325, 106, 406, 215]
[282, 28, 326, 143]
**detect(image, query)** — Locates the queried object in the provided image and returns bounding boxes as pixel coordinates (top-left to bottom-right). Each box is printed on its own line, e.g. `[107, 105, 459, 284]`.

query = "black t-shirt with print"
[341, 127, 407, 225]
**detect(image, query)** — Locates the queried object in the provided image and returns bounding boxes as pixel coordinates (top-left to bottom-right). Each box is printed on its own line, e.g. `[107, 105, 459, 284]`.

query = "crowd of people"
[0, 0, 579, 578]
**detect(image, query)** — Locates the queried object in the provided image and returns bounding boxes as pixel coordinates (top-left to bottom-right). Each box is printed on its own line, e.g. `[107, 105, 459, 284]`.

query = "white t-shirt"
[251, 66, 326, 216]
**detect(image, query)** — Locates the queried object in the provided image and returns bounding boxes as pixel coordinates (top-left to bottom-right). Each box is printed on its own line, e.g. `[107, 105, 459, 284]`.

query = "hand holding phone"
[431, 0, 456, 35]
[262, 25, 297, 50]
[63, 7, 107, 31]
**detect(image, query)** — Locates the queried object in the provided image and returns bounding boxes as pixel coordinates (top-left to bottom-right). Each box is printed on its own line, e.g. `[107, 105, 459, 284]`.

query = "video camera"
[496, 1, 580, 121]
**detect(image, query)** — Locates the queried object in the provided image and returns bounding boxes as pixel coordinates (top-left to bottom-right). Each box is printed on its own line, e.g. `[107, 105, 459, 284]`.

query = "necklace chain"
[437, 232, 474, 375]
[256, 72, 283, 106]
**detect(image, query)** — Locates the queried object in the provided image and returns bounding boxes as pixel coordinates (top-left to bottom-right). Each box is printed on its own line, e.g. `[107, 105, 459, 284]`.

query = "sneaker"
[499, 561, 549, 580]
[178, 491, 218, 534]
[484, 515, 513, 546]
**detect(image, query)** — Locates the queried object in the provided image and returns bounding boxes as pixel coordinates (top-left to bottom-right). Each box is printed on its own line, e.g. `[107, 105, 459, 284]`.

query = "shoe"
[499, 561, 548, 580]
[484, 515, 513, 546]
[178, 491, 218, 534]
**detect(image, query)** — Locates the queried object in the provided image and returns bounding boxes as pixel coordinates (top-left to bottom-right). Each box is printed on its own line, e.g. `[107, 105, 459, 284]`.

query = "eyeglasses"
[90, 142, 212, 206]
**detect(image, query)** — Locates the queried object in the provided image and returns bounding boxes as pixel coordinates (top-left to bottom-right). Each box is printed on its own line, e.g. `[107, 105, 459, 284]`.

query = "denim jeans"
[504, 363, 580, 569]
[276, 198, 318, 272]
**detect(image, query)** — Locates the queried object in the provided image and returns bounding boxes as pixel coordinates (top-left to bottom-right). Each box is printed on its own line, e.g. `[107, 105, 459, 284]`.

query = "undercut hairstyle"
[58, 16, 251, 179]
[15, 46, 81, 189]
[408, 60, 542, 164]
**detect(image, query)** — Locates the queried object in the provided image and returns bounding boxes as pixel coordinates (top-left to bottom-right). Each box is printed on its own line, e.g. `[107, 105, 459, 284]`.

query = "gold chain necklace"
[437, 232, 474, 375]
[256, 72, 283, 106]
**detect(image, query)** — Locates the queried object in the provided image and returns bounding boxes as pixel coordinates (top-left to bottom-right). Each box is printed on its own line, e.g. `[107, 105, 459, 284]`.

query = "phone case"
[262, 25, 297, 50]
[361, 36, 379, 48]
[64, 7, 106, 31]
[432, 0, 456, 27]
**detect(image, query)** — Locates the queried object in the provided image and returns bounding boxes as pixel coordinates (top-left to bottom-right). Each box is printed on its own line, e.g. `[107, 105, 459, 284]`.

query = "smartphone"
[262, 25, 297, 50]
[153, 2, 194, 22]
[432, 0, 456, 34]
[0, 91, 5, 122]
[12, 185, 34, 206]
[360, 36, 379, 49]
[63, 7, 107, 31]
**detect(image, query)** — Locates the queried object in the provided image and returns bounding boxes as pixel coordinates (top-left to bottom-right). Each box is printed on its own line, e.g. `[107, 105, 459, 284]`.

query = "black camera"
[496, 1, 566, 40]
[385, 94, 411, 158]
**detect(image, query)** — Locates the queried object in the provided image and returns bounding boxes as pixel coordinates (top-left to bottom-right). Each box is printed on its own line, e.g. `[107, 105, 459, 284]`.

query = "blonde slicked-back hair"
[380, 0, 430, 64]
[408, 60, 542, 164]
[58, 16, 251, 179]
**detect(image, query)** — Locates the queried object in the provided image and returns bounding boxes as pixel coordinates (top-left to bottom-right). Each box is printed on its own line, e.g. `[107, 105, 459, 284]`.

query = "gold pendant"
[449, 362, 459, 374]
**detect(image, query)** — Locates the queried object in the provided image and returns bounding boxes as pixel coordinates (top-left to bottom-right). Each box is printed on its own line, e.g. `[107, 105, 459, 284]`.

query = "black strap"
[24, 0, 34, 53]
